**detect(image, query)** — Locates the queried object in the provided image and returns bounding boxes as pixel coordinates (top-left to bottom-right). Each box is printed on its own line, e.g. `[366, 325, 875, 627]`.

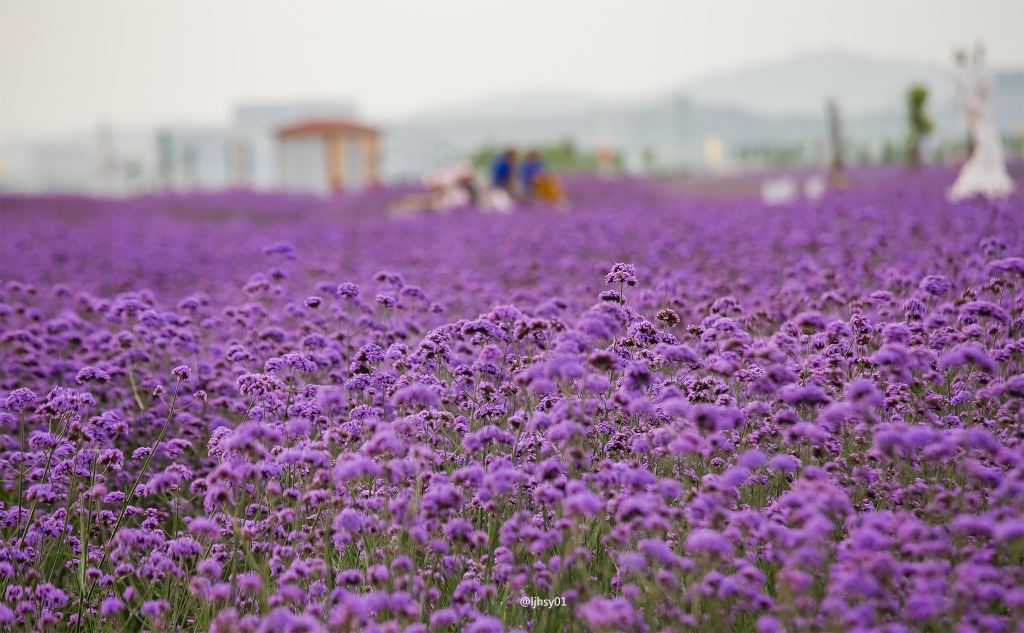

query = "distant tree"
[854, 143, 873, 165]
[930, 139, 967, 164]
[906, 84, 934, 169]
[734, 142, 807, 169]
[1005, 133, 1024, 158]
[469, 140, 612, 174]
[641, 147, 657, 173]
[470, 145, 502, 171]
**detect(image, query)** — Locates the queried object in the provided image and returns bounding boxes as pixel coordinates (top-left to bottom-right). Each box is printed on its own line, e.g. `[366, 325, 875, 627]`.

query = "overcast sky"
[1, 0, 1022, 141]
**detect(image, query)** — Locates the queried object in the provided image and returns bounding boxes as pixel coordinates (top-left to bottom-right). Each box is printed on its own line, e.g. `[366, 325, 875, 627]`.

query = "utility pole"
[674, 95, 689, 171]
[96, 123, 117, 194]
[826, 99, 847, 190]
[157, 130, 174, 190]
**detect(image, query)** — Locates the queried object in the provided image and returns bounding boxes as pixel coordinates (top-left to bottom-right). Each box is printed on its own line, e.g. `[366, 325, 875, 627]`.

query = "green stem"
[74, 378, 181, 631]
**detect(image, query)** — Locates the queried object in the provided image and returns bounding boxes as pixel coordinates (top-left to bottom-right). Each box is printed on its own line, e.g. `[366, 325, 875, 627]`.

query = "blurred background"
[0, 0, 1021, 196]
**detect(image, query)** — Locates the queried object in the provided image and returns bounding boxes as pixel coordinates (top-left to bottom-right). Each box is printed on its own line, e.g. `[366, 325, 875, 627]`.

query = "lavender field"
[1, 170, 1023, 632]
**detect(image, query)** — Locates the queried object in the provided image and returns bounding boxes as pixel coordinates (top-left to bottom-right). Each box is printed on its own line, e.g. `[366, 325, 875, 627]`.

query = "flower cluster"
[0, 171, 1022, 632]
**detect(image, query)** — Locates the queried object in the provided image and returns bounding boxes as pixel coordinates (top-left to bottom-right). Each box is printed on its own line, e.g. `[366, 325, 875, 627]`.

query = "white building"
[154, 126, 232, 190]
[231, 101, 356, 189]
[277, 119, 380, 194]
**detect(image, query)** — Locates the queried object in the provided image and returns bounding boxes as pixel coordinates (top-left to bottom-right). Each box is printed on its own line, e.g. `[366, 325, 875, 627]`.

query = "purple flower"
[464, 616, 503, 633]
[779, 384, 830, 406]
[565, 489, 604, 518]
[939, 345, 997, 374]
[3, 167, 1023, 633]
[76, 366, 111, 384]
[756, 615, 784, 633]
[197, 558, 222, 578]
[392, 384, 440, 408]
[919, 274, 951, 295]
[140, 599, 169, 619]
[262, 241, 297, 260]
[993, 519, 1024, 543]
[768, 454, 801, 474]
[846, 378, 882, 407]
[237, 572, 263, 595]
[3, 388, 37, 412]
[577, 596, 635, 630]
[336, 282, 360, 298]
[100, 595, 124, 615]
[684, 529, 733, 556]
[429, 608, 459, 627]
[737, 449, 767, 470]
[604, 262, 639, 287]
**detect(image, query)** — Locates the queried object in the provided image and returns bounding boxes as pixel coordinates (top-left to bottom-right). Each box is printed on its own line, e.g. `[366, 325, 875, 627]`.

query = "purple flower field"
[1, 170, 1023, 632]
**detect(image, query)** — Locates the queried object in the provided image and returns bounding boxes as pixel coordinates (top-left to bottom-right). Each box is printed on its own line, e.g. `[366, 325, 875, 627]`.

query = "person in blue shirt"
[491, 148, 517, 194]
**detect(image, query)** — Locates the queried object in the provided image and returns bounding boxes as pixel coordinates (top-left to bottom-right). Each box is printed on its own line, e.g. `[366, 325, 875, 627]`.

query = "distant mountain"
[686, 50, 953, 117]
[3, 51, 1021, 191]
[381, 51, 1024, 178]
[412, 91, 607, 121]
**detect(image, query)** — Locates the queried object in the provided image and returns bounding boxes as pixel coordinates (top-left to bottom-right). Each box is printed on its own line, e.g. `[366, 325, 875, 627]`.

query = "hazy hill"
[686, 51, 953, 117]
[382, 50, 1024, 178]
[3, 51, 1021, 190]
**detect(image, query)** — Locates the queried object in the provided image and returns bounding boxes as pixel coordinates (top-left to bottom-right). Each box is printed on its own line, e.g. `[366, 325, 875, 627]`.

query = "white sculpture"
[948, 44, 1014, 201]
[760, 176, 798, 206]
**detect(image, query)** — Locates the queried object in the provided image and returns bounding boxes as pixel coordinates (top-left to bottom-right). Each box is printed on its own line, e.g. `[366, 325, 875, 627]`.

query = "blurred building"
[153, 101, 362, 192]
[155, 126, 231, 190]
[0, 101, 364, 194]
[230, 101, 356, 188]
[29, 140, 98, 191]
[277, 119, 380, 194]
[3, 126, 155, 195]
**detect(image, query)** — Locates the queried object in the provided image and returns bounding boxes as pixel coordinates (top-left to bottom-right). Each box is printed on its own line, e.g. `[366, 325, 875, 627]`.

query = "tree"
[906, 84, 934, 169]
